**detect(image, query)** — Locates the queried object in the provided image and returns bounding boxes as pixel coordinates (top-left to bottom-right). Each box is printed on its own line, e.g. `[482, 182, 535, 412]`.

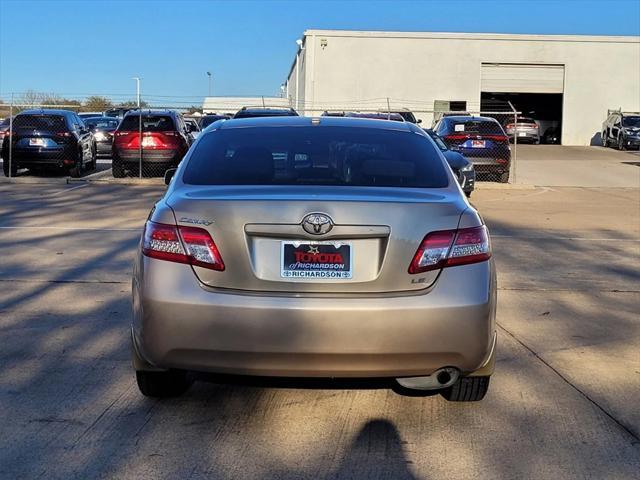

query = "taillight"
[484, 134, 508, 142]
[444, 134, 469, 141]
[408, 226, 491, 274]
[142, 221, 225, 271]
[56, 131, 72, 137]
[505, 124, 514, 129]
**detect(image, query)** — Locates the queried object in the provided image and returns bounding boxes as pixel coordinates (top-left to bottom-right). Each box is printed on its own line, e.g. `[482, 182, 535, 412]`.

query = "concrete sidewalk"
[513, 145, 640, 187]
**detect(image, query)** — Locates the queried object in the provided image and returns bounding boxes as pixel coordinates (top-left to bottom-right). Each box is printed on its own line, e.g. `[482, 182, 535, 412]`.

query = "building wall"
[295, 30, 640, 145]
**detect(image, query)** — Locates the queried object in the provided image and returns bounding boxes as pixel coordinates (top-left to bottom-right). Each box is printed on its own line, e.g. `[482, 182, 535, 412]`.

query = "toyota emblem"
[301, 213, 333, 235]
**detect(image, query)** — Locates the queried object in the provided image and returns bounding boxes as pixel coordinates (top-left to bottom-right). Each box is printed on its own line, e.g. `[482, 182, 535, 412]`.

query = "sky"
[0, 0, 638, 104]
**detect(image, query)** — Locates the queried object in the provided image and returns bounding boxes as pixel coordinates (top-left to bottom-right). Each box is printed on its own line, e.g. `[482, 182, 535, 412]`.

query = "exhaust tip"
[437, 371, 452, 385]
[395, 367, 460, 391]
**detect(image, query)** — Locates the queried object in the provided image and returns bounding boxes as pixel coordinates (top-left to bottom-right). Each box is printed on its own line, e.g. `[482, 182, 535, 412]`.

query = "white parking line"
[47, 183, 88, 196]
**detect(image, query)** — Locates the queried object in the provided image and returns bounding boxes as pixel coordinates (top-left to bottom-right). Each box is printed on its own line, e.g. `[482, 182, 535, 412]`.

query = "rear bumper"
[96, 142, 112, 155]
[2, 147, 75, 166]
[132, 255, 497, 378]
[115, 149, 178, 163]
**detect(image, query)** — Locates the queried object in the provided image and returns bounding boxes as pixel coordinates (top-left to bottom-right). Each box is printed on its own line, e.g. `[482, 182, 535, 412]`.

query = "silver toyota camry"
[132, 116, 496, 401]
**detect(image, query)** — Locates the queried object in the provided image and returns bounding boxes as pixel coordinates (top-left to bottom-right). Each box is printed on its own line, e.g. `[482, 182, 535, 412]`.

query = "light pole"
[132, 77, 141, 108]
[295, 39, 304, 112]
[206, 71, 212, 97]
[132, 77, 142, 178]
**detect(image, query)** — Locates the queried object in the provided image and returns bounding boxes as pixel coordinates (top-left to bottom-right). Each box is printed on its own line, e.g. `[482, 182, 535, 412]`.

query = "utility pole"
[207, 71, 212, 97]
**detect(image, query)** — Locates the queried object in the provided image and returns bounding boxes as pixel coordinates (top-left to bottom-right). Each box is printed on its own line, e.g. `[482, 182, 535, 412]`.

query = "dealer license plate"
[471, 140, 485, 148]
[281, 241, 352, 279]
[29, 138, 45, 146]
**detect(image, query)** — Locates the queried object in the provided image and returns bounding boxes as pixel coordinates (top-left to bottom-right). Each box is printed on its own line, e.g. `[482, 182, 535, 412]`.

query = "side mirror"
[164, 168, 177, 185]
[416, 119, 422, 124]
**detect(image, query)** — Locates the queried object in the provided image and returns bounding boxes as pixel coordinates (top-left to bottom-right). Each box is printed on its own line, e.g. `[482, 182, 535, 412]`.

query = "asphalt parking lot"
[0, 151, 639, 479]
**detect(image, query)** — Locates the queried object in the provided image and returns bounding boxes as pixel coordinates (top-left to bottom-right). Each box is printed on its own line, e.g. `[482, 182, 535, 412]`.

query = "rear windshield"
[517, 117, 537, 124]
[201, 116, 227, 128]
[183, 126, 449, 188]
[622, 116, 640, 127]
[119, 115, 175, 132]
[449, 119, 504, 135]
[13, 114, 68, 130]
[84, 118, 119, 129]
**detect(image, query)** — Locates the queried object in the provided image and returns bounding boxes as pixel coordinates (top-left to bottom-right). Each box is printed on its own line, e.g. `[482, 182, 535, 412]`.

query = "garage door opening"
[480, 63, 565, 144]
[481, 92, 563, 144]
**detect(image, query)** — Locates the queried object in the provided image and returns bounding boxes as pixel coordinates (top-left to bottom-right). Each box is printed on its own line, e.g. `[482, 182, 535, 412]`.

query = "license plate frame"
[29, 138, 46, 147]
[518, 132, 527, 137]
[471, 140, 486, 148]
[281, 240, 352, 280]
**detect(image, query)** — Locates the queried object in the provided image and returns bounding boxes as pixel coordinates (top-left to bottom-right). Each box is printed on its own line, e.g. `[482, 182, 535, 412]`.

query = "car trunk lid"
[167, 185, 467, 294]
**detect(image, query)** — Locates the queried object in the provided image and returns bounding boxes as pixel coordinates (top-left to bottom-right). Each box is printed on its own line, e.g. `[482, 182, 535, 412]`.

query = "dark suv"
[434, 115, 511, 183]
[112, 110, 191, 177]
[602, 112, 640, 150]
[1, 109, 96, 177]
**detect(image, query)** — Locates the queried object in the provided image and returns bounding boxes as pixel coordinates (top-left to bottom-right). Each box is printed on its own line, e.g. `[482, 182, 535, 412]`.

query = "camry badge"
[302, 213, 333, 235]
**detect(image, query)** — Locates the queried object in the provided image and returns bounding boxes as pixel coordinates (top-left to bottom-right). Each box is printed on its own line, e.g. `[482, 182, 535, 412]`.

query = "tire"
[136, 370, 191, 398]
[69, 149, 83, 178]
[618, 136, 626, 151]
[499, 171, 510, 183]
[3, 158, 17, 177]
[441, 376, 490, 402]
[465, 191, 471, 198]
[112, 160, 125, 178]
[88, 145, 97, 171]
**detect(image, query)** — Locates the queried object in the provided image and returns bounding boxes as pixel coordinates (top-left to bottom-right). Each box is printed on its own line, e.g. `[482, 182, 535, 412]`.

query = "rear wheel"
[135, 370, 191, 398]
[69, 149, 83, 178]
[3, 158, 17, 177]
[441, 376, 490, 402]
[499, 171, 510, 183]
[88, 145, 97, 171]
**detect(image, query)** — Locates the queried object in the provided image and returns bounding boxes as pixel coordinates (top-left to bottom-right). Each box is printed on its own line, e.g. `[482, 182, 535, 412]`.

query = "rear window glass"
[183, 126, 449, 188]
[201, 116, 227, 128]
[14, 114, 67, 130]
[85, 118, 119, 129]
[450, 120, 503, 135]
[119, 115, 175, 132]
[517, 118, 537, 124]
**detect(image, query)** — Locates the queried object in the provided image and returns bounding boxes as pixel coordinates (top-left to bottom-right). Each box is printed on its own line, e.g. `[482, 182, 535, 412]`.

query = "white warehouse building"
[285, 30, 640, 145]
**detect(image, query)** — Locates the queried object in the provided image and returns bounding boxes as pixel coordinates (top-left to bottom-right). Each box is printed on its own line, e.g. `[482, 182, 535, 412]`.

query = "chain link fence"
[0, 93, 521, 183]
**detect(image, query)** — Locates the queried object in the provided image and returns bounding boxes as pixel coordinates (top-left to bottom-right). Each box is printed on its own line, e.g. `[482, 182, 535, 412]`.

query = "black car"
[112, 110, 191, 177]
[1, 109, 95, 177]
[602, 112, 640, 150]
[434, 115, 511, 183]
[425, 129, 475, 197]
[199, 114, 230, 129]
[83, 116, 119, 157]
[233, 107, 298, 119]
[542, 127, 561, 144]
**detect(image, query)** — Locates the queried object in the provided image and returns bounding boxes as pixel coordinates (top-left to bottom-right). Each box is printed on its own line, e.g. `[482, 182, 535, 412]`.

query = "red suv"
[112, 110, 191, 177]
